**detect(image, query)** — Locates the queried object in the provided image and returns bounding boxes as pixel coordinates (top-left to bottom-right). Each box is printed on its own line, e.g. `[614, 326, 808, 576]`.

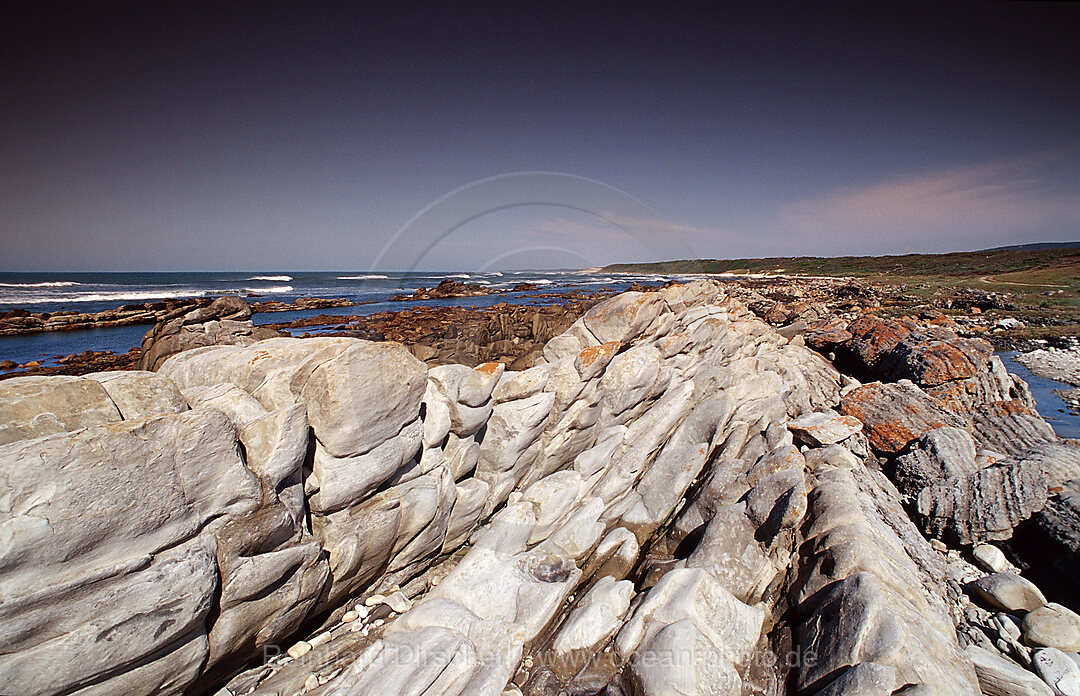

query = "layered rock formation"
[138, 296, 284, 371]
[1, 280, 1077, 696]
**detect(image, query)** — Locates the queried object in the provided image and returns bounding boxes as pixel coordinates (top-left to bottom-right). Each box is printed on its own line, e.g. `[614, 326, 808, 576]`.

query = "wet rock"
[394, 278, 504, 301]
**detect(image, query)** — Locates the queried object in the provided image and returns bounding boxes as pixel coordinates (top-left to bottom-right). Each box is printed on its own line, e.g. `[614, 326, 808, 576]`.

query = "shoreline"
[0, 295, 361, 337]
[2, 272, 1078, 377]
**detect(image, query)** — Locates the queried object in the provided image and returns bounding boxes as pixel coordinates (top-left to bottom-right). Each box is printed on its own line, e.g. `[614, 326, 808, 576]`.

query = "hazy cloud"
[776, 150, 1080, 254]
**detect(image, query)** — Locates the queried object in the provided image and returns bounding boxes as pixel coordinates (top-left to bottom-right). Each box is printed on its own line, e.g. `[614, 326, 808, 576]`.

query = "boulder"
[1024, 604, 1080, 652]
[583, 291, 665, 347]
[787, 410, 863, 447]
[301, 342, 427, 458]
[840, 380, 969, 454]
[969, 573, 1047, 613]
[1033, 648, 1080, 696]
[973, 544, 1011, 574]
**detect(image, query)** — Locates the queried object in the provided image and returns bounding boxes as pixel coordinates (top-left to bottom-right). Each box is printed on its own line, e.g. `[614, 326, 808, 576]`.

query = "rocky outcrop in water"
[137, 296, 284, 371]
[0, 295, 358, 338]
[1, 280, 1077, 696]
[392, 278, 506, 301]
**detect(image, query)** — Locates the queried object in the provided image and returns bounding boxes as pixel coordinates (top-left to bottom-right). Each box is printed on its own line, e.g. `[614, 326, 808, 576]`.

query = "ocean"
[0, 270, 667, 366]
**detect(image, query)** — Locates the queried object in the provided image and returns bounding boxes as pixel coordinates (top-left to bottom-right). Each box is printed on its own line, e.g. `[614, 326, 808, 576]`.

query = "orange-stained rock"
[840, 381, 969, 454]
[804, 318, 853, 351]
[578, 342, 618, 369]
[575, 341, 620, 380]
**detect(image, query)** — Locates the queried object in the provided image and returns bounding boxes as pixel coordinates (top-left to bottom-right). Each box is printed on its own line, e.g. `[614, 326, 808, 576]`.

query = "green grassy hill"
[604, 246, 1080, 280]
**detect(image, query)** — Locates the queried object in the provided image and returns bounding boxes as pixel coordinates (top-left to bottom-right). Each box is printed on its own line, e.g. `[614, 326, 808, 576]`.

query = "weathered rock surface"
[967, 645, 1054, 696]
[840, 380, 968, 454]
[0, 374, 121, 445]
[138, 296, 283, 371]
[1, 280, 1074, 696]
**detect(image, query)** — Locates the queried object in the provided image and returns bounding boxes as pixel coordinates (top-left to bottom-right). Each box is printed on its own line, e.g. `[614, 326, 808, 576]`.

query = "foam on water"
[0, 289, 211, 304]
[0, 281, 82, 288]
[241, 285, 293, 294]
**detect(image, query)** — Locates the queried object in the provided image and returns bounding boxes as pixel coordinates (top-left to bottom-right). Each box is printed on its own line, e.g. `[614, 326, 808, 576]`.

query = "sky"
[2, 1, 1078, 271]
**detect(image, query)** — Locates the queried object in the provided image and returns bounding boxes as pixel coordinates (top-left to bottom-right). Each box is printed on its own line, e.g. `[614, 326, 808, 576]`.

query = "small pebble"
[303, 674, 319, 691]
[287, 641, 312, 659]
[385, 591, 412, 613]
[309, 631, 332, 648]
[994, 612, 1023, 642]
[342, 610, 359, 623]
[973, 543, 1010, 574]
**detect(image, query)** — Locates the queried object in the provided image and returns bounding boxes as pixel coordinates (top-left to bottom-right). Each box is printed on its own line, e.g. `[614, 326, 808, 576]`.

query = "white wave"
[0, 289, 210, 304]
[247, 275, 293, 282]
[338, 275, 389, 280]
[489, 272, 504, 277]
[475, 280, 491, 285]
[532, 279, 554, 285]
[448, 274, 471, 279]
[0, 281, 82, 288]
[242, 285, 293, 294]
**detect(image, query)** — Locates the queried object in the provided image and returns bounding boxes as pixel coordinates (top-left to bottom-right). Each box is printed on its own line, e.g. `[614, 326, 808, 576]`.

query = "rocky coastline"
[389, 278, 541, 301]
[2, 279, 1079, 696]
[0, 294, 358, 337]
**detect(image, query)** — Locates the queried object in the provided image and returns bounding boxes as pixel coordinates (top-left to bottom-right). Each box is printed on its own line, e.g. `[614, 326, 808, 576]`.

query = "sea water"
[0, 270, 657, 365]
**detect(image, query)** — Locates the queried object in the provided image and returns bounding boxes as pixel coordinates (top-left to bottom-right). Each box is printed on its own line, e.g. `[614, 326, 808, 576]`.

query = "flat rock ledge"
[1, 279, 1078, 696]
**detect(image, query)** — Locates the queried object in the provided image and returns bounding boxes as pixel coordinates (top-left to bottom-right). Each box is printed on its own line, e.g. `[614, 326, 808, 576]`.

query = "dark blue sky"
[2, 1, 1078, 271]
